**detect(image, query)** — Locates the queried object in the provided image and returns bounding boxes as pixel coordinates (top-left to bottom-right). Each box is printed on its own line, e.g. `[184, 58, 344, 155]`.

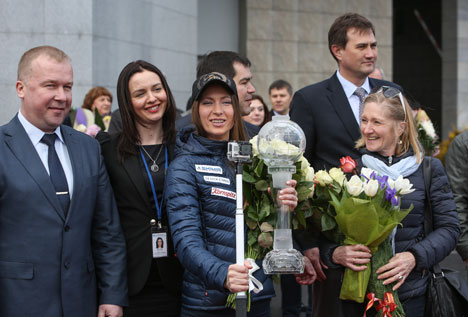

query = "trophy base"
[262, 249, 305, 274]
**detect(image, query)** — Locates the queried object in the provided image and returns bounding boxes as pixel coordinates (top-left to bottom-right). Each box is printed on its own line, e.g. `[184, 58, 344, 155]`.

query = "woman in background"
[242, 94, 270, 127]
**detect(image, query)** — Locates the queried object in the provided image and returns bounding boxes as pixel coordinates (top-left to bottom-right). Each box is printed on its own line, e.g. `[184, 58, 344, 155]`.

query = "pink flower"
[340, 156, 357, 174]
[86, 124, 101, 137]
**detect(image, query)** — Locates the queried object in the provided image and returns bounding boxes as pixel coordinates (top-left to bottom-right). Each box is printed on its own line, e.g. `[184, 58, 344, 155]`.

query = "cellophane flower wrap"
[226, 135, 314, 310]
[309, 157, 414, 317]
[415, 109, 439, 156]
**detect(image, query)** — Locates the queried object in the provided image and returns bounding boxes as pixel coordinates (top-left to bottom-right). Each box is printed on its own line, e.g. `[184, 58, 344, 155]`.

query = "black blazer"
[97, 132, 183, 296]
[290, 72, 401, 171]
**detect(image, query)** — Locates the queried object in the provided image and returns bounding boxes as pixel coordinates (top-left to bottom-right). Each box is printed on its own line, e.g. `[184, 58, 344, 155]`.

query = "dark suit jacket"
[290, 72, 401, 172]
[0, 116, 128, 317]
[98, 133, 183, 297]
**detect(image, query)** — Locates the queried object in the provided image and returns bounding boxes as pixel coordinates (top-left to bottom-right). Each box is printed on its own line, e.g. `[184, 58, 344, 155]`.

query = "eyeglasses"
[372, 86, 407, 121]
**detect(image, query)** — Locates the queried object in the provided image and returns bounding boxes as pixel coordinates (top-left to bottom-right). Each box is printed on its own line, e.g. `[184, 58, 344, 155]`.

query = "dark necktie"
[41, 133, 70, 215]
[354, 87, 366, 124]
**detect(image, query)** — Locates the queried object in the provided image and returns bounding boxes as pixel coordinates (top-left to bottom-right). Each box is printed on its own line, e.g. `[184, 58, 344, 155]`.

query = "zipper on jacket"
[388, 156, 393, 165]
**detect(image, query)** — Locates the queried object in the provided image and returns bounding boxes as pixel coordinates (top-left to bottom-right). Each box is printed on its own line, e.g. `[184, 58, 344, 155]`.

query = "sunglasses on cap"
[372, 86, 407, 121]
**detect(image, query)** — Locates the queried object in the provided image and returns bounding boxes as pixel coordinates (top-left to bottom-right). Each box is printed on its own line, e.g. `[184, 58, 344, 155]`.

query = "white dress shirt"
[18, 111, 74, 198]
[336, 70, 371, 125]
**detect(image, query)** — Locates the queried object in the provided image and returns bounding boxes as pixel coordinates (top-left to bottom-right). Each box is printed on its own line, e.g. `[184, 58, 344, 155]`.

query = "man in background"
[269, 79, 293, 116]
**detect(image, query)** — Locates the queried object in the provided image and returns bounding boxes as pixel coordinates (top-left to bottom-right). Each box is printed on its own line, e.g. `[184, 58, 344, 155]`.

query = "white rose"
[299, 155, 310, 171]
[363, 179, 379, 197]
[394, 175, 415, 195]
[360, 167, 377, 181]
[258, 138, 301, 157]
[420, 120, 436, 139]
[250, 136, 259, 156]
[308, 184, 315, 198]
[76, 124, 87, 133]
[346, 175, 364, 196]
[314, 170, 333, 187]
[329, 167, 346, 186]
[305, 166, 315, 182]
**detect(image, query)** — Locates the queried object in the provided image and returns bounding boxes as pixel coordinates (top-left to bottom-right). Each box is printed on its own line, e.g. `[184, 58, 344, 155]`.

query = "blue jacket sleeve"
[165, 159, 230, 292]
[409, 158, 460, 271]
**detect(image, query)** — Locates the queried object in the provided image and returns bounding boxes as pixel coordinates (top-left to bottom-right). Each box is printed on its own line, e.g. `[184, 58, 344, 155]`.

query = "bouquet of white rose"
[310, 157, 414, 317]
[226, 136, 314, 310]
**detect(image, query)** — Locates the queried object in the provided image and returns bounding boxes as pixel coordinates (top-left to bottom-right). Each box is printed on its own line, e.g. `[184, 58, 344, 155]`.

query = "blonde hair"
[18, 46, 70, 81]
[355, 90, 423, 163]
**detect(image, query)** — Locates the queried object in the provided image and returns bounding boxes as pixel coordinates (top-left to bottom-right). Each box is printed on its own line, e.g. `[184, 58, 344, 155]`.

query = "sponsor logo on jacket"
[211, 187, 236, 200]
[195, 164, 223, 174]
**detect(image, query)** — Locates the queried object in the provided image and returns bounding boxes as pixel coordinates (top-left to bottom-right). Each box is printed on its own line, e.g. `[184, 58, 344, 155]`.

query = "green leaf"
[247, 230, 258, 246]
[246, 218, 258, 230]
[321, 213, 336, 231]
[247, 205, 259, 221]
[94, 108, 106, 130]
[260, 222, 274, 232]
[259, 198, 271, 220]
[294, 209, 307, 228]
[254, 160, 264, 178]
[243, 170, 256, 183]
[296, 185, 312, 201]
[258, 232, 273, 248]
[255, 180, 269, 191]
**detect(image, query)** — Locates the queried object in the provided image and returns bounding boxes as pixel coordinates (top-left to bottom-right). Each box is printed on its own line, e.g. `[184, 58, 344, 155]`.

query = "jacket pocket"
[0, 260, 34, 279]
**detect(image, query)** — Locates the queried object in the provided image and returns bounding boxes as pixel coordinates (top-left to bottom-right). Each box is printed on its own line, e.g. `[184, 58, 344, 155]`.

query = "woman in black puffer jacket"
[165, 73, 299, 316]
[330, 87, 459, 317]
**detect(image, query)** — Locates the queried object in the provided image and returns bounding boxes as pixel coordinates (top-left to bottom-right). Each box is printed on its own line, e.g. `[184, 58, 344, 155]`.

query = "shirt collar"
[18, 110, 65, 146]
[336, 70, 371, 98]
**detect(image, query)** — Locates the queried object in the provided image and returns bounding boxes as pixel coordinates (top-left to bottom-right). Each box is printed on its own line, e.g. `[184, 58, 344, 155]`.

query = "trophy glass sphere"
[257, 115, 306, 274]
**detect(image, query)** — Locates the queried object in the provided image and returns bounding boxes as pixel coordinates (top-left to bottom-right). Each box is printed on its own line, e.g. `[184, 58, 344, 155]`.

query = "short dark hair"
[268, 79, 292, 96]
[196, 51, 251, 78]
[116, 60, 176, 160]
[328, 13, 375, 62]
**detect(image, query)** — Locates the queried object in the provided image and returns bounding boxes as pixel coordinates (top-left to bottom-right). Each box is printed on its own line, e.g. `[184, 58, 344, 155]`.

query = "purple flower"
[385, 187, 400, 206]
[374, 175, 389, 190]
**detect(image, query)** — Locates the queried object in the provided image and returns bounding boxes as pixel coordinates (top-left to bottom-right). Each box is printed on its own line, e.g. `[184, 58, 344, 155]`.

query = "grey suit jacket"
[0, 115, 128, 317]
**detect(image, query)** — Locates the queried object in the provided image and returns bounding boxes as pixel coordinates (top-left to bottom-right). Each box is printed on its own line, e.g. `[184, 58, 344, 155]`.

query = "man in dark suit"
[0, 46, 127, 317]
[290, 13, 401, 315]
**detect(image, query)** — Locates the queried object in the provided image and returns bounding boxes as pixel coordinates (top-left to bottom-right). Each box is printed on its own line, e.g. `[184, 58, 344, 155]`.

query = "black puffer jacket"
[359, 149, 460, 300]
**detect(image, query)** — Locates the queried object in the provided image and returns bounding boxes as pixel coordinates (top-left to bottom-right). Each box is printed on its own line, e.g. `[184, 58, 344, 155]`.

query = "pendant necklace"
[140, 144, 164, 173]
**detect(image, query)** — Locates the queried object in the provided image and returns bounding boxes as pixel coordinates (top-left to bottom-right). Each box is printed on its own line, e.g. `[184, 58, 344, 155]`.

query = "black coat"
[97, 132, 183, 297]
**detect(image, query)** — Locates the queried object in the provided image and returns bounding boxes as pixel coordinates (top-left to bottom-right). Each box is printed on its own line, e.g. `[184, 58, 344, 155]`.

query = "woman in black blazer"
[97, 60, 183, 316]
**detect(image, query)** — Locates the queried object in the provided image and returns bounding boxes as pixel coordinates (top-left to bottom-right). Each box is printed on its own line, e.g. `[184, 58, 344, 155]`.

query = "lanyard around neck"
[139, 145, 168, 221]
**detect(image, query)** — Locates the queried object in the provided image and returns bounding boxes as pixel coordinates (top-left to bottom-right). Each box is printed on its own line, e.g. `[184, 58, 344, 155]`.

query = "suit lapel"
[4, 117, 66, 221]
[327, 73, 361, 142]
[123, 154, 152, 213]
[61, 126, 83, 222]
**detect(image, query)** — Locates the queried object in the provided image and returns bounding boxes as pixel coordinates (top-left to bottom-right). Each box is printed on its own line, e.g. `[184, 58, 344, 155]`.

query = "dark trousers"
[402, 294, 426, 317]
[181, 299, 271, 317]
[281, 274, 302, 316]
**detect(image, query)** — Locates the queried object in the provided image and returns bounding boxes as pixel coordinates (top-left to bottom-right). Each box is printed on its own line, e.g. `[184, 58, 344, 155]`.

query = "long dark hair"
[116, 60, 176, 161]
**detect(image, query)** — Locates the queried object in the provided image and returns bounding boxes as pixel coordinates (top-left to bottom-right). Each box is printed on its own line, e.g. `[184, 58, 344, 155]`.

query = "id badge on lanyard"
[151, 219, 168, 258]
[140, 146, 169, 259]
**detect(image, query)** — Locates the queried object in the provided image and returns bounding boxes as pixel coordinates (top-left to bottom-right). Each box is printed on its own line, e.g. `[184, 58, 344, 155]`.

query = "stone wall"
[0, 0, 197, 124]
[245, 0, 393, 103]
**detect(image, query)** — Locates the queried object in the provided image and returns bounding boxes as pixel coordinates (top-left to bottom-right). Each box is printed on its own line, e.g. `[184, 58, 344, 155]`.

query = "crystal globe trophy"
[259, 115, 306, 274]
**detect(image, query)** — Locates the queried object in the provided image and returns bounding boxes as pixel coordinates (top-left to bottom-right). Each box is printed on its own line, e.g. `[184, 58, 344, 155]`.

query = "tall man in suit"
[0, 46, 128, 317]
[290, 13, 401, 315]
